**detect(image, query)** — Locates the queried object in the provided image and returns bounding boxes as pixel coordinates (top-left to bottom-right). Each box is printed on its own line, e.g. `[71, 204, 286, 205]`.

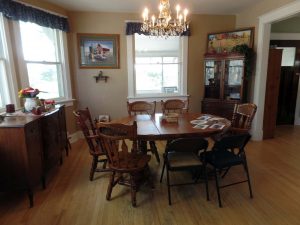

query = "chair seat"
[110, 153, 151, 172]
[168, 152, 202, 169]
[203, 150, 242, 169]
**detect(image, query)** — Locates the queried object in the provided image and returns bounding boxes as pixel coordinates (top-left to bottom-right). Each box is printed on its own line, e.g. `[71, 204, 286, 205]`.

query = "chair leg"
[160, 160, 166, 183]
[166, 168, 171, 205]
[27, 188, 34, 208]
[90, 156, 98, 181]
[130, 174, 137, 207]
[221, 166, 231, 178]
[65, 145, 69, 156]
[203, 164, 210, 201]
[106, 171, 116, 201]
[150, 141, 160, 163]
[102, 159, 107, 169]
[214, 168, 222, 208]
[243, 160, 253, 198]
[145, 165, 155, 189]
[139, 140, 148, 154]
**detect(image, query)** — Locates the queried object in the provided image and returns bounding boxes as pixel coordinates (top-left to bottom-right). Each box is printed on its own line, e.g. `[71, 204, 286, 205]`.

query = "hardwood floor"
[1, 126, 300, 225]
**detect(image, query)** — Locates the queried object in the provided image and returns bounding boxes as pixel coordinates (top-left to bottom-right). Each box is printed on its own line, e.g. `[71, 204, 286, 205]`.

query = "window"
[127, 34, 188, 100]
[0, 14, 17, 111]
[18, 21, 71, 101]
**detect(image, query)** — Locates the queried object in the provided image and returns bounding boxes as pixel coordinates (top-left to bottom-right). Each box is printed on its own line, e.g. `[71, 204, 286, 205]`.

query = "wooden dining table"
[113, 112, 231, 141]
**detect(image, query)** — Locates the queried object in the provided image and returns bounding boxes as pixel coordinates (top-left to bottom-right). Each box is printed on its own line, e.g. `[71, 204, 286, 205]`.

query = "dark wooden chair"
[73, 108, 109, 181]
[212, 103, 257, 141]
[127, 101, 160, 163]
[127, 101, 156, 115]
[230, 103, 257, 134]
[97, 121, 152, 207]
[161, 98, 189, 114]
[161, 99, 189, 145]
[160, 137, 209, 205]
[202, 133, 253, 207]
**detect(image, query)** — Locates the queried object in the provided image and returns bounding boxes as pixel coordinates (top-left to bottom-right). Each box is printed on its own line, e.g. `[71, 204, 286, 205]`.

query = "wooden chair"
[212, 103, 257, 141]
[160, 137, 209, 205]
[161, 99, 189, 145]
[127, 101, 160, 163]
[127, 101, 156, 115]
[161, 99, 189, 114]
[230, 103, 257, 134]
[97, 121, 152, 207]
[201, 133, 253, 207]
[73, 108, 109, 181]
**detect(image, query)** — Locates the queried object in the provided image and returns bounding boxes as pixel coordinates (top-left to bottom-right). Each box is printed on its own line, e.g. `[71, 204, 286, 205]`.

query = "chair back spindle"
[97, 122, 138, 169]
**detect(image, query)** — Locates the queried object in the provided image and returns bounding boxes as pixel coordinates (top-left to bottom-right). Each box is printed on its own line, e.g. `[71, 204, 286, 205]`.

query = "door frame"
[270, 33, 300, 126]
[251, 1, 300, 140]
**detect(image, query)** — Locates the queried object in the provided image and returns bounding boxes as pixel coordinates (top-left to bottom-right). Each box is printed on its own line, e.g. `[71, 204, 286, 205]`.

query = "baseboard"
[250, 129, 263, 141]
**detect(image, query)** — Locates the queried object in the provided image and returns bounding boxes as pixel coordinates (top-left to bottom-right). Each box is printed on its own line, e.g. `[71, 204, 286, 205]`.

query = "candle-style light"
[141, 0, 189, 37]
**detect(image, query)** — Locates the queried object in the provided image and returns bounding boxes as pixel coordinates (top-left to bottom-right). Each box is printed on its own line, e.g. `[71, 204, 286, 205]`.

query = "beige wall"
[235, 0, 295, 102]
[271, 16, 300, 33]
[236, 0, 295, 49]
[20, 0, 67, 16]
[68, 12, 235, 120]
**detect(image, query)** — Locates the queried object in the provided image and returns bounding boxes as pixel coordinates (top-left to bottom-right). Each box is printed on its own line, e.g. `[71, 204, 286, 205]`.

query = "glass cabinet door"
[223, 59, 244, 100]
[204, 60, 222, 99]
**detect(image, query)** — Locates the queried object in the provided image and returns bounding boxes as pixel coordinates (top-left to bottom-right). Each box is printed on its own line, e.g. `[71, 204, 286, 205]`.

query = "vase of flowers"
[18, 87, 40, 112]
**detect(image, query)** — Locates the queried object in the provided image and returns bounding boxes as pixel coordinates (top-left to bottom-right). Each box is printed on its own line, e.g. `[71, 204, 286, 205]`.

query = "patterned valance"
[126, 22, 190, 36]
[0, 0, 69, 32]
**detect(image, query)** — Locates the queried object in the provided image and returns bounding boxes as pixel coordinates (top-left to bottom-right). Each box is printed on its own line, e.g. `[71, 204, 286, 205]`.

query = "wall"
[20, 0, 67, 16]
[271, 16, 300, 33]
[68, 12, 235, 120]
[236, 0, 294, 49]
[235, 0, 295, 103]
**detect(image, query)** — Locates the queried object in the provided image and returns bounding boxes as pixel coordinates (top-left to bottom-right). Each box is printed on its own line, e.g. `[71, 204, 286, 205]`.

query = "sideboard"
[0, 105, 68, 207]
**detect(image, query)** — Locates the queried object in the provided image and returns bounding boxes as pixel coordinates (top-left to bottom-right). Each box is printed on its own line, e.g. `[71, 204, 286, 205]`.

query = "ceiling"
[44, 0, 262, 15]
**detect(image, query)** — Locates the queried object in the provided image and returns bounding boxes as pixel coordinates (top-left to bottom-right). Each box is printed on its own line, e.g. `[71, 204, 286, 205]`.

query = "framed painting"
[207, 27, 254, 54]
[77, 33, 120, 69]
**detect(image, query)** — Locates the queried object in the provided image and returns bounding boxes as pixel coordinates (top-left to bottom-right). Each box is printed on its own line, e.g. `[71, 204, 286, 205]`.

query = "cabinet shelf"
[202, 54, 247, 119]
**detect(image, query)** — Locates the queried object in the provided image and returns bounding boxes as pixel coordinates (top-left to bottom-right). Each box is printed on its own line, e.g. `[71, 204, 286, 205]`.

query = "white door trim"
[252, 1, 300, 140]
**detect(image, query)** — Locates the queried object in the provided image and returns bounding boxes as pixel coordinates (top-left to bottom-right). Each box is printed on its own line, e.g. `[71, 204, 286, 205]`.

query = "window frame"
[13, 20, 73, 105]
[0, 14, 19, 112]
[127, 34, 188, 102]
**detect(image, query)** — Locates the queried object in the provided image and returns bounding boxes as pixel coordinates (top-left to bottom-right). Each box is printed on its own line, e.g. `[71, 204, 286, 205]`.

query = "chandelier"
[141, 0, 189, 37]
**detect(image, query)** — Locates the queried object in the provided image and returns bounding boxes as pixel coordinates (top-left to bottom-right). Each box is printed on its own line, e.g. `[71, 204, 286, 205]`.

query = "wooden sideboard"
[0, 105, 68, 207]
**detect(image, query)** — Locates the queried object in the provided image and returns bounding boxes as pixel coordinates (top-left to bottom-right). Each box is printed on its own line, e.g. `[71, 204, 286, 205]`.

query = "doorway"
[251, 1, 300, 140]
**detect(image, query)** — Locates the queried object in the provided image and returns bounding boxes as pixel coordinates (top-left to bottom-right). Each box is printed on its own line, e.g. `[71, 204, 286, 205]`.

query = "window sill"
[127, 95, 189, 103]
[56, 98, 76, 107]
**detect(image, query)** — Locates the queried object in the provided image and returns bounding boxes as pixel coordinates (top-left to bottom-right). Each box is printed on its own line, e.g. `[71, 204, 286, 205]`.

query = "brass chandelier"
[141, 0, 189, 37]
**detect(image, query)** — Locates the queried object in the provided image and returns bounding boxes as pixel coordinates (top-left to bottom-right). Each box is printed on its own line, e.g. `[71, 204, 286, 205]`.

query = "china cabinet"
[202, 54, 247, 119]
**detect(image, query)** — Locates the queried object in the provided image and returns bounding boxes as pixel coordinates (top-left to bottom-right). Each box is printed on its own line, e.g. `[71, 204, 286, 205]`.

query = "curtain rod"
[14, 0, 68, 18]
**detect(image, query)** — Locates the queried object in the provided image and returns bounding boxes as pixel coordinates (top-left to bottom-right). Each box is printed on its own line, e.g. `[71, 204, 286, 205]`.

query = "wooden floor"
[1, 126, 300, 225]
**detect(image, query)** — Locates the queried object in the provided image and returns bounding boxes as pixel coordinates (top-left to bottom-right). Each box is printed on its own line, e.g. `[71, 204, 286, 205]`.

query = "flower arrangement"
[18, 87, 40, 98]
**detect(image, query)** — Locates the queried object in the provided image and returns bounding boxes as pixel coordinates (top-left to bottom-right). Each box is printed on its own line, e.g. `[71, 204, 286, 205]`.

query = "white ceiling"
[44, 0, 262, 15]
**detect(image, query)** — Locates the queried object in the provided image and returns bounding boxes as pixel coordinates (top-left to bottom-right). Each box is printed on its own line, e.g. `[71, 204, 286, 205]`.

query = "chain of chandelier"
[141, 0, 189, 37]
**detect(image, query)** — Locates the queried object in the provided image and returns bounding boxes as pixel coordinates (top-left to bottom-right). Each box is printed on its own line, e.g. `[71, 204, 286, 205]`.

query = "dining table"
[113, 112, 231, 142]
